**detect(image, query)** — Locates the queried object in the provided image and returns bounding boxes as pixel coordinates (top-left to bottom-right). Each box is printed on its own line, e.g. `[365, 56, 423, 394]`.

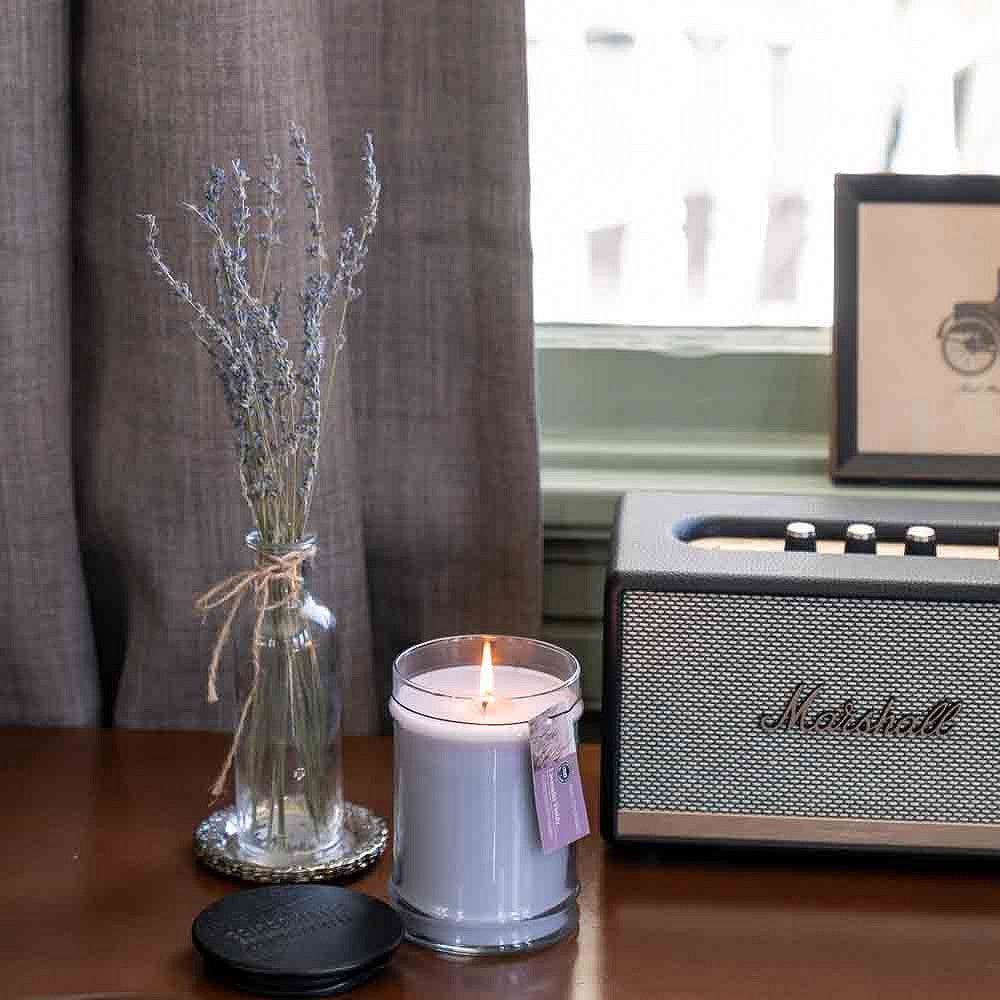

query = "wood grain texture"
[4, 729, 1000, 998]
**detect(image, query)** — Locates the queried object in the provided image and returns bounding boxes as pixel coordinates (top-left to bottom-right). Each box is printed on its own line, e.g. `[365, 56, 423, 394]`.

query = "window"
[527, 0, 1000, 331]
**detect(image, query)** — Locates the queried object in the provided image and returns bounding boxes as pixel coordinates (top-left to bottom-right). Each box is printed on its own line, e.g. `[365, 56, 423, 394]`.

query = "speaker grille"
[618, 590, 1000, 823]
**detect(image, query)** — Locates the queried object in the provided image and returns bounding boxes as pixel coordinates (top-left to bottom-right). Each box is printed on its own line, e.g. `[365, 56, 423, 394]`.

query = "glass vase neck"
[245, 531, 318, 558]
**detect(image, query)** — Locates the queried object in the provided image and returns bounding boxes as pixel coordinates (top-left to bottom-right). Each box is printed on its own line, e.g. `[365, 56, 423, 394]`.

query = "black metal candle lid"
[193, 885, 403, 997]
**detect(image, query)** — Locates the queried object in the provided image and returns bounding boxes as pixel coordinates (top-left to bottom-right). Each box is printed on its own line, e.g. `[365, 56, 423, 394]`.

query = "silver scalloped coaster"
[194, 802, 388, 884]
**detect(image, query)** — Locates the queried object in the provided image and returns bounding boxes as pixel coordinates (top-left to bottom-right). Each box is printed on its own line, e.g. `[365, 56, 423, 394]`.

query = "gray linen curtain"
[1, 0, 541, 732]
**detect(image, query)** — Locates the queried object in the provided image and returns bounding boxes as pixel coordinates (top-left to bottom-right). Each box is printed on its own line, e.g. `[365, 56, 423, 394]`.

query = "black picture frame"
[832, 173, 1000, 483]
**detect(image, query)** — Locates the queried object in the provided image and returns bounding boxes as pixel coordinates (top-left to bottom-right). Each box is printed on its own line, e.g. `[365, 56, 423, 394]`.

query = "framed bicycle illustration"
[832, 173, 1000, 482]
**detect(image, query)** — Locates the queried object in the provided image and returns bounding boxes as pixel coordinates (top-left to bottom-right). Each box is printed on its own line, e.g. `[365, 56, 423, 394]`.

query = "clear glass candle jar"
[389, 635, 583, 955]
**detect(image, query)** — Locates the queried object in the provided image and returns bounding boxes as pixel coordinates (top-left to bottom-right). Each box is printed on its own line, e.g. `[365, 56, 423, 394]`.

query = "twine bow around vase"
[195, 543, 316, 799]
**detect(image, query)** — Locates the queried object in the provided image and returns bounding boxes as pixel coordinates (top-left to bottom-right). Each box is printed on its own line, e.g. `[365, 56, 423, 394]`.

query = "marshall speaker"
[601, 492, 1000, 853]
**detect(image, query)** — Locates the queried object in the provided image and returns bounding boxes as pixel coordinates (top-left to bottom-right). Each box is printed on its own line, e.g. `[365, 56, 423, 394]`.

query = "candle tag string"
[194, 545, 316, 799]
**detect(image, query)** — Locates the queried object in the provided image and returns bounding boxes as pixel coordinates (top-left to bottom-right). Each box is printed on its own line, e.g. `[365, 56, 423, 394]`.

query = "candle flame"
[479, 640, 494, 709]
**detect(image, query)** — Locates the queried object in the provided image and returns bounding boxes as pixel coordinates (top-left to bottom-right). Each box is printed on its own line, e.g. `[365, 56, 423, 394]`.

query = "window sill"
[535, 323, 832, 356]
[535, 331, 835, 537]
[542, 429, 828, 529]
[541, 459, 1000, 533]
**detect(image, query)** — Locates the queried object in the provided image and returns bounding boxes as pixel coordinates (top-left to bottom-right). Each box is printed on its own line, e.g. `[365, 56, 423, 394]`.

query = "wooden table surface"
[5, 729, 1000, 998]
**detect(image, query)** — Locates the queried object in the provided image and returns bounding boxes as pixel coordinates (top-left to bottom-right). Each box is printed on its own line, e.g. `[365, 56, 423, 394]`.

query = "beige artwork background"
[857, 202, 1000, 455]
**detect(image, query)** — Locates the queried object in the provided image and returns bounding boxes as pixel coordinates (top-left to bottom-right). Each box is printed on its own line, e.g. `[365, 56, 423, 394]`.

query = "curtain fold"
[2, 0, 539, 733]
[0, 1, 99, 725]
[322, 1, 541, 709]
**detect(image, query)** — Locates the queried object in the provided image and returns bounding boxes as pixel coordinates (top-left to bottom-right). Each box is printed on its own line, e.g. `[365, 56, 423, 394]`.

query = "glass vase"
[233, 532, 344, 865]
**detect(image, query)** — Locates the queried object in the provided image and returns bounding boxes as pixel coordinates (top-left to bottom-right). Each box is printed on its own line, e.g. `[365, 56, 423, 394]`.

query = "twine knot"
[195, 544, 315, 799]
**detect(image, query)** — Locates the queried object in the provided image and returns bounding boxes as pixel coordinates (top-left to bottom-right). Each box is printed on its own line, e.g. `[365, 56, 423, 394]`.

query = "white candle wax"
[394, 664, 571, 729]
[390, 661, 582, 952]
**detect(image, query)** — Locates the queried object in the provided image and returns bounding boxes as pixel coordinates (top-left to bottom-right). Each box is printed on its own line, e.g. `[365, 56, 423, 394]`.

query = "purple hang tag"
[529, 708, 590, 854]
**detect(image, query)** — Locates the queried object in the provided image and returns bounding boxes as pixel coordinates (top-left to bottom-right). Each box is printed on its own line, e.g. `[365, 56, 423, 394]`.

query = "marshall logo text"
[758, 683, 962, 738]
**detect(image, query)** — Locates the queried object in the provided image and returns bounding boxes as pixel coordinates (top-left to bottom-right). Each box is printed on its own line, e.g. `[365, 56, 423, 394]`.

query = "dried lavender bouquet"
[139, 123, 379, 860]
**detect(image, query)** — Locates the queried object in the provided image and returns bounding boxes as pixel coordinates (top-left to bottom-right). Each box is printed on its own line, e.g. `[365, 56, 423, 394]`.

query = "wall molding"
[536, 323, 832, 356]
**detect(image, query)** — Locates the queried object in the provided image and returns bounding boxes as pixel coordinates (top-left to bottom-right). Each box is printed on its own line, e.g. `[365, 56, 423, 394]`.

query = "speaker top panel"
[610, 492, 1000, 603]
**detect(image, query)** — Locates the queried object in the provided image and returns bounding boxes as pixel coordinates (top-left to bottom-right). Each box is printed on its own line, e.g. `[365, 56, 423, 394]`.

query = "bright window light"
[527, 0, 1000, 328]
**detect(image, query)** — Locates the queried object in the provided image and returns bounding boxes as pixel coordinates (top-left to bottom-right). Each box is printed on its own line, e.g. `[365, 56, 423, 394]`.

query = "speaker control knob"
[784, 521, 816, 553]
[845, 523, 877, 554]
[905, 525, 937, 556]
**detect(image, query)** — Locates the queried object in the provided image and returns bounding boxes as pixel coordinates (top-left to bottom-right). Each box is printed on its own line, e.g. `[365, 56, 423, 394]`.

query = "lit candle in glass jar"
[389, 635, 583, 954]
